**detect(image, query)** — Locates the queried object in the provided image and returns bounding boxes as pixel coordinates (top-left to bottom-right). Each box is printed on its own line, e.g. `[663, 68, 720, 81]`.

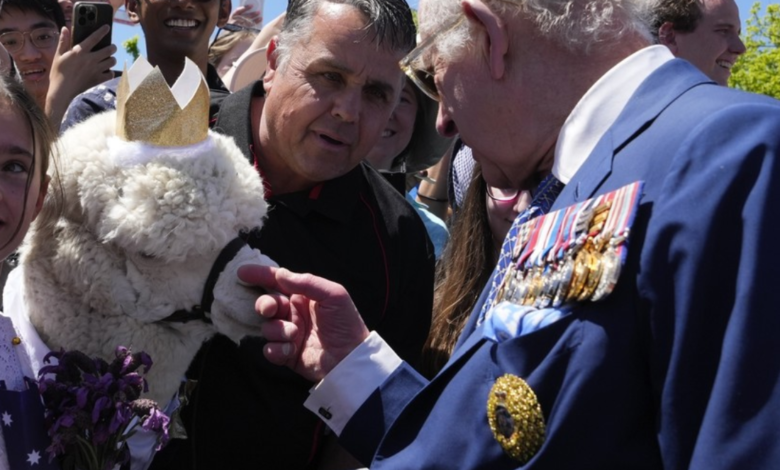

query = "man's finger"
[273, 268, 350, 304]
[76, 24, 110, 52]
[255, 290, 289, 319]
[263, 341, 297, 366]
[94, 43, 117, 60]
[56, 27, 71, 56]
[238, 264, 281, 291]
[261, 318, 298, 342]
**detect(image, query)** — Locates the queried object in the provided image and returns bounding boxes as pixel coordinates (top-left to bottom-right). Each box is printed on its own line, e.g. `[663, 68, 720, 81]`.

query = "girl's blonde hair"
[0, 73, 58, 250]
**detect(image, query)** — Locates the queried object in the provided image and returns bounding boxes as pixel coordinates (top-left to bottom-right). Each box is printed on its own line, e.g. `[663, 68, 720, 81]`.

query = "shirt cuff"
[303, 331, 402, 435]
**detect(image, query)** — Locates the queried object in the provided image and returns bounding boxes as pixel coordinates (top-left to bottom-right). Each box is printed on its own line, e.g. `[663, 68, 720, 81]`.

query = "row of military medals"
[494, 181, 644, 309]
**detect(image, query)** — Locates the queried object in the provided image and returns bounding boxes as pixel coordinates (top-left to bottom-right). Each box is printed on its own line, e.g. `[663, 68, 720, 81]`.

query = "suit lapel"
[555, 59, 713, 208]
[432, 61, 712, 379]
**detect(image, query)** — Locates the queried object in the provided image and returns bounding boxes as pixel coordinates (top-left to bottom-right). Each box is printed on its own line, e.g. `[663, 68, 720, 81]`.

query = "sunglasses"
[0, 28, 60, 55]
[399, 14, 465, 102]
[486, 185, 521, 204]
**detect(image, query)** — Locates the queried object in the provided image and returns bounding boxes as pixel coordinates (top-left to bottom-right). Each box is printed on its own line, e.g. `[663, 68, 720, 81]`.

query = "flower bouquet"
[37, 346, 170, 470]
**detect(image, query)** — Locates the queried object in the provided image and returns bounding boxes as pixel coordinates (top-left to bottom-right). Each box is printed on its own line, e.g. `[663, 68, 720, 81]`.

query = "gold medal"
[578, 247, 603, 301]
[513, 270, 530, 304]
[592, 247, 621, 301]
[495, 266, 516, 305]
[536, 267, 555, 308]
[566, 248, 590, 302]
[487, 374, 546, 464]
[552, 256, 574, 307]
[523, 267, 543, 306]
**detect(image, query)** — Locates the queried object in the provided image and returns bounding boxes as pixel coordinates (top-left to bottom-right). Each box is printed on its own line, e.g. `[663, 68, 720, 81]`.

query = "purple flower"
[36, 346, 168, 470]
[131, 399, 171, 451]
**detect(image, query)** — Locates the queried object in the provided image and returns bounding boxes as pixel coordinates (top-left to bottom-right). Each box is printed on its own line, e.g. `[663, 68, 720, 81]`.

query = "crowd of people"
[0, 0, 777, 468]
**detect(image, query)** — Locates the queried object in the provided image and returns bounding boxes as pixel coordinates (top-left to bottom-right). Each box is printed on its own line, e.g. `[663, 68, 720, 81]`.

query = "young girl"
[0, 73, 57, 469]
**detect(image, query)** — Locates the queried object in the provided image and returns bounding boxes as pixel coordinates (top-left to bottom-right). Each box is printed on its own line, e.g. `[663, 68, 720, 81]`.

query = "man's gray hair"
[274, 0, 416, 68]
[420, 0, 655, 59]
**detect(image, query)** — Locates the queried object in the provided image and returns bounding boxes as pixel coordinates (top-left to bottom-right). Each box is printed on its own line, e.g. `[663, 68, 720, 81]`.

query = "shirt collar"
[271, 164, 364, 224]
[552, 45, 675, 184]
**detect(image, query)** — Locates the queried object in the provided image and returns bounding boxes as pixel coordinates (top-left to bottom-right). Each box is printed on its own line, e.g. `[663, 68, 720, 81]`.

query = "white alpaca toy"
[14, 58, 275, 406]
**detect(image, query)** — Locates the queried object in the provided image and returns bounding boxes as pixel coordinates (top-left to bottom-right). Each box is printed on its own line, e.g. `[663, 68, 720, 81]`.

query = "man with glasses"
[238, 0, 780, 468]
[149, 1, 434, 469]
[61, 0, 232, 130]
[0, 0, 115, 124]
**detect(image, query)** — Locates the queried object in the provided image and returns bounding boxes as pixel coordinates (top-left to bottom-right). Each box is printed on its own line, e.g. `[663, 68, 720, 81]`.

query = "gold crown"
[116, 57, 209, 147]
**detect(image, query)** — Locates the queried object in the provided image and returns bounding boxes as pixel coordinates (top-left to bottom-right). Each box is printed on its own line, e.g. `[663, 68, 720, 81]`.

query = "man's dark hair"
[650, 0, 703, 42]
[276, 0, 416, 64]
[0, 0, 66, 30]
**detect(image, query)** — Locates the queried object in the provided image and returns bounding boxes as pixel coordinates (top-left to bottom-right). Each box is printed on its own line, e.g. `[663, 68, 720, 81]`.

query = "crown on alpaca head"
[116, 57, 209, 147]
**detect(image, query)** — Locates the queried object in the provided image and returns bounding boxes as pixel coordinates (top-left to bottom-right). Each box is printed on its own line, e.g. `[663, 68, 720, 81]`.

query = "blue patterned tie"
[478, 174, 565, 324]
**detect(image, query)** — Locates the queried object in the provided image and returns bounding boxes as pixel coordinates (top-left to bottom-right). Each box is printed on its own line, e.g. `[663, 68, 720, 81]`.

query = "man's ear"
[125, 0, 141, 25]
[217, 0, 231, 28]
[658, 22, 678, 52]
[263, 37, 280, 94]
[462, 0, 508, 80]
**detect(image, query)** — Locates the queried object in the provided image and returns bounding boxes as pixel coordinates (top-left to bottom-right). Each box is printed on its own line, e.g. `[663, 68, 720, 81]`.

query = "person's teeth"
[717, 60, 733, 70]
[166, 19, 198, 28]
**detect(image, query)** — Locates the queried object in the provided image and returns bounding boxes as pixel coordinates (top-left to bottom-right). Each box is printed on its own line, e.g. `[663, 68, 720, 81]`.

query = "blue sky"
[111, 0, 764, 71]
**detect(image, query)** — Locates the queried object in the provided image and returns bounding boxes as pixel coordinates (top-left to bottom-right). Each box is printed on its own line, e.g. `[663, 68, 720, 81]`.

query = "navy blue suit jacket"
[337, 59, 780, 469]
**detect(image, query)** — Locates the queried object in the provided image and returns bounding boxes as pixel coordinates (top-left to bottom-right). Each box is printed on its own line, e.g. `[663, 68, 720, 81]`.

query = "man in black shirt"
[150, 0, 434, 469]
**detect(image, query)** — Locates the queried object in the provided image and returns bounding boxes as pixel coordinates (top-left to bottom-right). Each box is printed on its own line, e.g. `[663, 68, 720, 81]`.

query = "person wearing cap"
[149, 1, 434, 469]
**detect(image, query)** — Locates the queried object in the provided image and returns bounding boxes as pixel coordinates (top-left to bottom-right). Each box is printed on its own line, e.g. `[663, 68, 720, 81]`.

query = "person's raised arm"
[227, 4, 264, 28]
[46, 25, 116, 127]
[238, 264, 370, 382]
[219, 12, 285, 88]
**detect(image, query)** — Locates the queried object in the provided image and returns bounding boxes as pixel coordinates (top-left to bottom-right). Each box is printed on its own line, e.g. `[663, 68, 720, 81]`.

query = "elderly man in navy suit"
[238, 0, 780, 468]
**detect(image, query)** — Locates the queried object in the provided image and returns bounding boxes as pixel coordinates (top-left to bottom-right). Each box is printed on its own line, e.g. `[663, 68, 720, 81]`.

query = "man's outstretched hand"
[238, 265, 370, 382]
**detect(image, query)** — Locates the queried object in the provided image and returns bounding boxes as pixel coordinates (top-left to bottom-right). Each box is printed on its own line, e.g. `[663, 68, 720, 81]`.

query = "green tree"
[123, 35, 140, 62]
[729, 2, 780, 99]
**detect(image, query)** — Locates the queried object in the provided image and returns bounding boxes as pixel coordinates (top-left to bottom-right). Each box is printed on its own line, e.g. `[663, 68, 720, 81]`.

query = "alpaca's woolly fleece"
[20, 111, 275, 405]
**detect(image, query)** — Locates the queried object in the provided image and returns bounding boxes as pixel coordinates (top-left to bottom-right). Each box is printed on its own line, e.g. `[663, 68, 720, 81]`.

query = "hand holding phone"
[45, 3, 116, 125]
[71, 1, 114, 51]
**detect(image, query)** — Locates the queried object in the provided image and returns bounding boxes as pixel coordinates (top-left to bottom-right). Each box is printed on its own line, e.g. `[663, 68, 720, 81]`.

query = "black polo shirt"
[151, 81, 435, 470]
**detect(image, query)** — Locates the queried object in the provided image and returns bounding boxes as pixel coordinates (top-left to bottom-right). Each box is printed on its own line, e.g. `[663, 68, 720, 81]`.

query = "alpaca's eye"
[139, 252, 156, 260]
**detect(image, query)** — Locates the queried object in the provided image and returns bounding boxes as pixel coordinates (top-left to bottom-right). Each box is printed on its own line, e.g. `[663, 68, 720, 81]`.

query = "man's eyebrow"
[33, 20, 56, 29]
[0, 20, 57, 34]
[714, 20, 739, 29]
[311, 57, 397, 96]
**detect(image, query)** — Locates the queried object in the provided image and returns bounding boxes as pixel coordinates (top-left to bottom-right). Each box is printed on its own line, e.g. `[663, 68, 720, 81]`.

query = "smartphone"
[71, 1, 113, 51]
